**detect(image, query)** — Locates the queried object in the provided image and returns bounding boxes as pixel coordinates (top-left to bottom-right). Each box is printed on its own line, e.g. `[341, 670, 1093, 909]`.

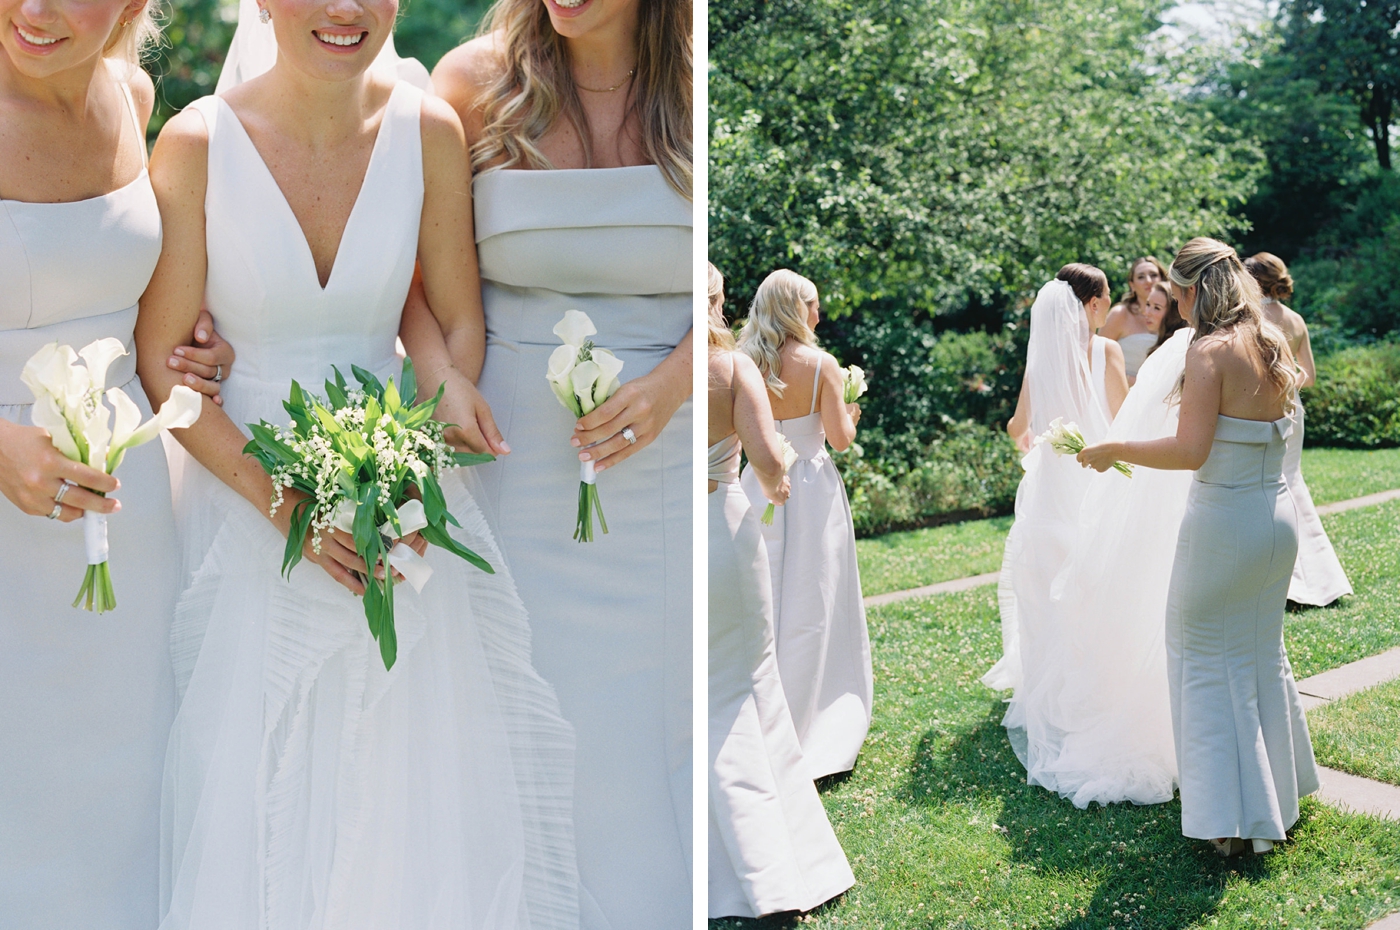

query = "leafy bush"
[1303, 342, 1400, 448]
[836, 421, 1022, 537]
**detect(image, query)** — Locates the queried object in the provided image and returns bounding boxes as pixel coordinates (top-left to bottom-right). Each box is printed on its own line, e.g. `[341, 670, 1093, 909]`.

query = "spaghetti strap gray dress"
[1165, 414, 1319, 842]
[472, 165, 693, 929]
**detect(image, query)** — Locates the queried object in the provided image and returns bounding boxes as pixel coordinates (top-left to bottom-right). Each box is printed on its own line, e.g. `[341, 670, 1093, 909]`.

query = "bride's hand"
[433, 370, 509, 456]
[166, 308, 236, 406]
[571, 369, 688, 472]
[1077, 442, 1121, 473]
[0, 419, 120, 521]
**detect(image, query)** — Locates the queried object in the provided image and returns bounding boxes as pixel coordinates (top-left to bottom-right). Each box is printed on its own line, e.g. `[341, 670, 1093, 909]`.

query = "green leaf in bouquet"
[421, 521, 494, 575]
[420, 470, 448, 526]
[399, 356, 417, 408]
[452, 451, 496, 467]
[403, 404, 437, 430]
[351, 364, 384, 398]
[324, 375, 348, 410]
[284, 381, 314, 432]
[246, 422, 299, 465]
[281, 496, 316, 578]
[380, 495, 403, 539]
[334, 366, 348, 393]
[383, 378, 402, 416]
[363, 394, 382, 428]
[313, 402, 341, 436]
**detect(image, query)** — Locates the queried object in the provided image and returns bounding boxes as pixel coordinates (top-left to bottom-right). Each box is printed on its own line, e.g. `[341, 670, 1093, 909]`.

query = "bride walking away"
[738, 269, 872, 779]
[1080, 237, 1318, 856]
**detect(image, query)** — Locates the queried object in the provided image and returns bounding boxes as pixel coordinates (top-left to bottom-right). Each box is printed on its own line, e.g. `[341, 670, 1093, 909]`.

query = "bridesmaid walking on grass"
[737, 269, 872, 779]
[708, 264, 853, 919]
[1080, 238, 1318, 857]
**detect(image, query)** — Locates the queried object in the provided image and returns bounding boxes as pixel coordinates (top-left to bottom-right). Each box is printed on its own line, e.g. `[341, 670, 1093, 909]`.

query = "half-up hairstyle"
[1243, 252, 1294, 302]
[708, 262, 735, 351]
[471, 0, 692, 199]
[1056, 263, 1109, 306]
[1169, 237, 1298, 409]
[737, 269, 819, 396]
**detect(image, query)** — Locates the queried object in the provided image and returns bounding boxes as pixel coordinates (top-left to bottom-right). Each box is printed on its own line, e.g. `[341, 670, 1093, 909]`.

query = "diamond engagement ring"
[214, 364, 224, 383]
[621, 426, 637, 445]
[54, 479, 75, 505]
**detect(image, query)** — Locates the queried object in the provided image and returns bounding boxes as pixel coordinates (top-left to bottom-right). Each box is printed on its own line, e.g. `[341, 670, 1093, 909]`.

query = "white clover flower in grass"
[546, 310, 625, 542]
[842, 364, 869, 404]
[22, 339, 202, 612]
[1035, 417, 1133, 477]
[244, 359, 495, 670]
[760, 435, 800, 525]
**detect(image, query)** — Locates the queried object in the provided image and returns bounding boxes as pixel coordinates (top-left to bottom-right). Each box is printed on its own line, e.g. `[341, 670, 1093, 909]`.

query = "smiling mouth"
[554, 0, 587, 8]
[313, 30, 366, 47]
[15, 24, 63, 46]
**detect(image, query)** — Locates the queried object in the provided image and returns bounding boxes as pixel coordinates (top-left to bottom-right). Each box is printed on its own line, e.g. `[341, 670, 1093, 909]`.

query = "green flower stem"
[761, 502, 777, 525]
[73, 561, 115, 613]
[574, 481, 609, 542]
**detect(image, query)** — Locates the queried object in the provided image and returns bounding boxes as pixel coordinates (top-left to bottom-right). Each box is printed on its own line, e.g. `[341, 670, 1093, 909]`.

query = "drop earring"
[258, 7, 270, 23]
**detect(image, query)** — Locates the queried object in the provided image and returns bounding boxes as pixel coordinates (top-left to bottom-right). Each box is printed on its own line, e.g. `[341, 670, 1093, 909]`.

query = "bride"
[133, 0, 576, 924]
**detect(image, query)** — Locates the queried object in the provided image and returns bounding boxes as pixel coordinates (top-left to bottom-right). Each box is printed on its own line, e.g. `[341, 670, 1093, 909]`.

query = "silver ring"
[621, 426, 637, 445]
[214, 364, 223, 383]
[53, 479, 75, 504]
[47, 503, 63, 520]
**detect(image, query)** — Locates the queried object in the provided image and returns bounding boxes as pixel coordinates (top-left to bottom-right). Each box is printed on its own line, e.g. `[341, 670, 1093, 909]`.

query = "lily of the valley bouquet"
[1037, 417, 1133, 477]
[546, 310, 624, 543]
[842, 364, 870, 404]
[244, 359, 494, 670]
[23, 339, 202, 612]
[760, 435, 799, 526]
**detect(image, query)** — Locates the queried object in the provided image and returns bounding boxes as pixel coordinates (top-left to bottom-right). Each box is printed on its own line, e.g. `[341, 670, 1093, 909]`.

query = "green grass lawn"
[1284, 500, 1400, 679]
[856, 517, 1012, 597]
[1309, 678, 1400, 788]
[711, 590, 1400, 929]
[1298, 447, 1400, 506]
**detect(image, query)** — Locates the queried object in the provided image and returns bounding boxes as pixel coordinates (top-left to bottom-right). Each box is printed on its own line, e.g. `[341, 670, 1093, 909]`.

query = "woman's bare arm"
[731, 354, 789, 505]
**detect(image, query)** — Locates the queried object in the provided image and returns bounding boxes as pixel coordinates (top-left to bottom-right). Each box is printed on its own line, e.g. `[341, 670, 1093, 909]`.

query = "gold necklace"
[575, 69, 635, 93]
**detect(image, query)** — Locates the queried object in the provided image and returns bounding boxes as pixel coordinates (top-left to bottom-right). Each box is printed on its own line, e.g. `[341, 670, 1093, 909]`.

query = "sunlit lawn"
[1298, 447, 1400, 507]
[1309, 677, 1400, 788]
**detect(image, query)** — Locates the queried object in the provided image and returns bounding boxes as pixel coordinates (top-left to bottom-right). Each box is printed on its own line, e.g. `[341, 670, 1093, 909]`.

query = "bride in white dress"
[134, 0, 576, 924]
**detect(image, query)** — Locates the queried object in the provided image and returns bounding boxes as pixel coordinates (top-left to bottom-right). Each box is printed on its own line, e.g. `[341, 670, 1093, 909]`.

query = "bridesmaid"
[737, 269, 872, 779]
[1148, 280, 1189, 351]
[708, 264, 853, 919]
[1101, 256, 1170, 384]
[403, 0, 694, 924]
[0, 0, 230, 920]
[1244, 252, 1351, 607]
[1080, 237, 1318, 856]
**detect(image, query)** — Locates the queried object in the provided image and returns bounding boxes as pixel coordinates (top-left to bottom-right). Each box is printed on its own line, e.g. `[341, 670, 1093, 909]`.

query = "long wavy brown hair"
[471, 0, 692, 199]
[1168, 238, 1299, 410]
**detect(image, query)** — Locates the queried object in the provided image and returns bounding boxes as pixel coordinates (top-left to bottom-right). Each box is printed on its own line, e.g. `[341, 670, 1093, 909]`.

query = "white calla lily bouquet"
[546, 310, 624, 542]
[1037, 417, 1133, 477]
[760, 435, 799, 525]
[22, 338, 203, 611]
[842, 364, 870, 404]
[243, 359, 494, 670]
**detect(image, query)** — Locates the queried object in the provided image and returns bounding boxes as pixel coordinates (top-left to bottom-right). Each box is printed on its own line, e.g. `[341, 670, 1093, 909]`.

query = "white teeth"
[555, 0, 586, 7]
[17, 26, 61, 45]
[315, 31, 364, 46]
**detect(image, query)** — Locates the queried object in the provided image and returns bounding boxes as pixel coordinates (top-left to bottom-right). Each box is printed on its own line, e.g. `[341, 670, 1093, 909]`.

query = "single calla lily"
[78, 338, 129, 396]
[552, 309, 597, 348]
[106, 384, 202, 472]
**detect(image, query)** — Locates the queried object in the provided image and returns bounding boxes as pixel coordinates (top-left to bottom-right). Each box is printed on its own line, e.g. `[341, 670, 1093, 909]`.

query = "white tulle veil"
[215, 0, 432, 93]
[983, 278, 1111, 693]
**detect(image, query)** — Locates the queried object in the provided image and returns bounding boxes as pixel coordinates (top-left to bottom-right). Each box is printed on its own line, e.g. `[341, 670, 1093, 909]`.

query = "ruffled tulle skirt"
[160, 446, 577, 930]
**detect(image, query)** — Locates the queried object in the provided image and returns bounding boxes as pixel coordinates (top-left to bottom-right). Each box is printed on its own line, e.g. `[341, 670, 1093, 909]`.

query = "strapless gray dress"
[473, 166, 692, 929]
[1165, 414, 1319, 841]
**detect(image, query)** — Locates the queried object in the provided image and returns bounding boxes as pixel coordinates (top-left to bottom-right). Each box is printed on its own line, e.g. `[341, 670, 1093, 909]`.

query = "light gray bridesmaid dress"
[473, 166, 692, 930]
[0, 70, 176, 927]
[1165, 414, 1319, 842]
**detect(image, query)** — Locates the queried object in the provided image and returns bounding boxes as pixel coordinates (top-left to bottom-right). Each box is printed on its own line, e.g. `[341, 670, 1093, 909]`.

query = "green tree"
[1282, 0, 1400, 170]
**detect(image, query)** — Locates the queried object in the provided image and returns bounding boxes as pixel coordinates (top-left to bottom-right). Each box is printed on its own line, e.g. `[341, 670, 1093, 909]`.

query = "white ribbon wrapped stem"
[83, 511, 108, 565]
[387, 542, 432, 594]
[581, 460, 597, 485]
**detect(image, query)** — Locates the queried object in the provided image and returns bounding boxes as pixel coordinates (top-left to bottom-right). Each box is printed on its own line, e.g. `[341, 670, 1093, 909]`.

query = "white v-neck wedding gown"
[159, 83, 577, 930]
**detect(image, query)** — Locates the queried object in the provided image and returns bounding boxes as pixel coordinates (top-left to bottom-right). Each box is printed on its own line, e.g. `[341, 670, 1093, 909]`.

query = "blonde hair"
[707, 262, 735, 351]
[1169, 237, 1298, 410]
[1119, 256, 1169, 312]
[471, 0, 692, 199]
[737, 269, 818, 396]
[104, 0, 160, 65]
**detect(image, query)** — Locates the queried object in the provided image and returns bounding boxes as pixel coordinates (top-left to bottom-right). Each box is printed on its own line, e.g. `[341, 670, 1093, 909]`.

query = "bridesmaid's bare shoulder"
[431, 32, 506, 144]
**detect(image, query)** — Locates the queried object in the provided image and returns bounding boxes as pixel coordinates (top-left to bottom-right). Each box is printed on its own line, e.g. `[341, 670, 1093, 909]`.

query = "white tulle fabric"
[1283, 402, 1352, 606]
[1008, 328, 1194, 807]
[216, 0, 431, 93]
[983, 279, 1110, 694]
[159, 85, 576, 930]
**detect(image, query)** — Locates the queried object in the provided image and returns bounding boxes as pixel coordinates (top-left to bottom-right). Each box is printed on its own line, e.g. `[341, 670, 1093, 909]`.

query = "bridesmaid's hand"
[572, 368, 689, 472]
[1077, 442, 1121, 473]
[166, 308, 236, 406]
[0, 419, 120, 521]
[846, 402, 862, 427]
[768, 475, 791, 507]
[434, 370, 510, 457]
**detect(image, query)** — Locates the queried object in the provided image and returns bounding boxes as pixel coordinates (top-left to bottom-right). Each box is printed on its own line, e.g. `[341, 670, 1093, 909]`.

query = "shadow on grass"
[899, 699, 1290, 930]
